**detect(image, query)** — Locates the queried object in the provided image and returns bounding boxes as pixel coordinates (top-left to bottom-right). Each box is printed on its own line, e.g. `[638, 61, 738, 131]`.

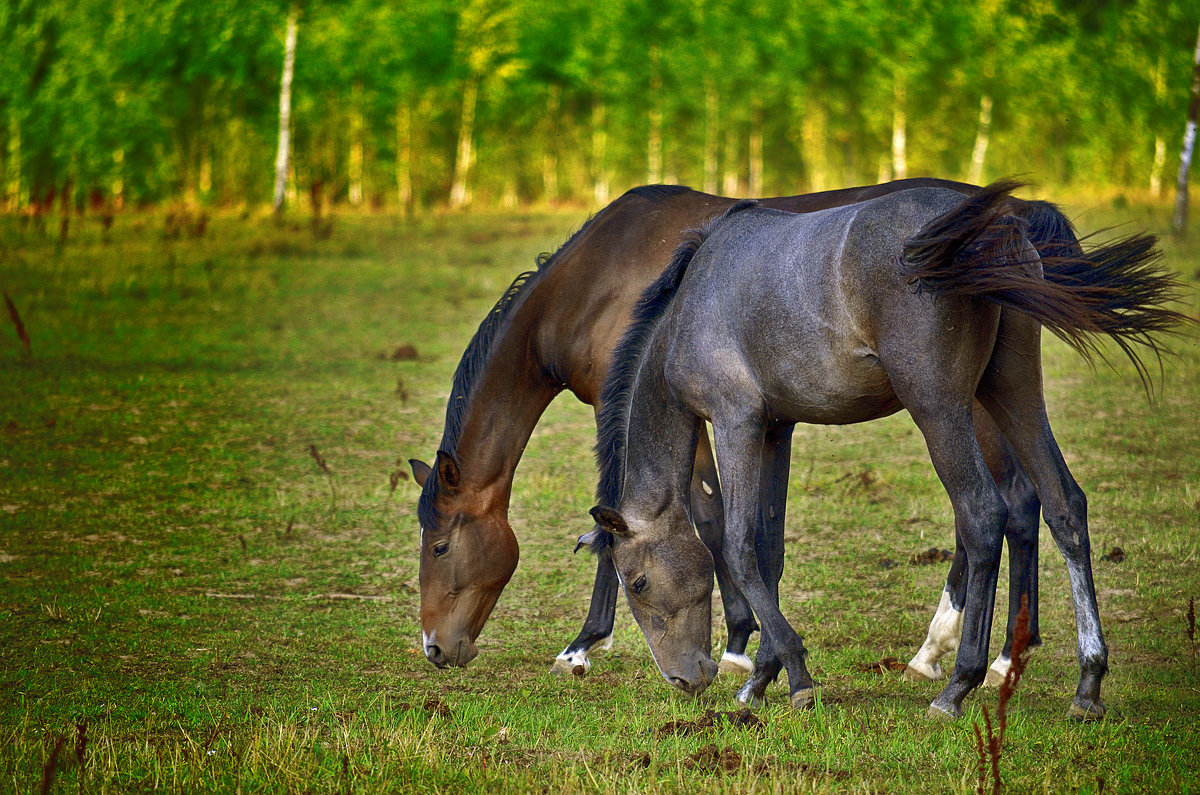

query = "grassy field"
[1, 198, 1198, 793]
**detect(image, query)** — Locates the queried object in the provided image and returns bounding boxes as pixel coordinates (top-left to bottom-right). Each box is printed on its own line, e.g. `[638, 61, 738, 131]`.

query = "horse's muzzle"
[667, 657, 719, 696]
[425, 639, 479, 669]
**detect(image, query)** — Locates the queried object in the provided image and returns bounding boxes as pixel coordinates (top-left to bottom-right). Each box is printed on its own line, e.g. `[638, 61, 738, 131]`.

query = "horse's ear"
[574, 528, 604, 553]
[409, 459, 432, 488]
[589, 505, 630, 536]
[435, 450, 461, 493]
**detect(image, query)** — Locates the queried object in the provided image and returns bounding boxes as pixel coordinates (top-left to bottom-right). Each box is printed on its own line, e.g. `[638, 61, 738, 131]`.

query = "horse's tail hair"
[902, 180, 1194, 390]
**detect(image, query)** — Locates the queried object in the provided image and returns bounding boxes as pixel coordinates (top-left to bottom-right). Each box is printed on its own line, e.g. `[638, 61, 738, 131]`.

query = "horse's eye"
[432, 542, 449, 558]
[631, 575, 647, 594]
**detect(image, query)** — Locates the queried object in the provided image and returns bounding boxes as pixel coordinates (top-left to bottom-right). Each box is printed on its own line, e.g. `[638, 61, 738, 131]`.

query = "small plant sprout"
[973, 596, 1033, 795]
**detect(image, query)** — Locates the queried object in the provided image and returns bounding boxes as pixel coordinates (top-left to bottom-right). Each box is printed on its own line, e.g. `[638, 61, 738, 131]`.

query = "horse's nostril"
[426, 644, 447, 668]
[668, 676, 697, 694]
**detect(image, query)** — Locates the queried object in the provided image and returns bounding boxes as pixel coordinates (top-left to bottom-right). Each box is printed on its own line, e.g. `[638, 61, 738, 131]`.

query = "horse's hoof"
[902, 663, 940, 683]
[926, 700, 961, 720]
[789, 687, 819, 710]
[982, 668, 1006, 688]
[718, 652, 754, 675]
[550, 653, 590, 677]
[1067, 699, 1105, 722]
[735, 682, 767, 708]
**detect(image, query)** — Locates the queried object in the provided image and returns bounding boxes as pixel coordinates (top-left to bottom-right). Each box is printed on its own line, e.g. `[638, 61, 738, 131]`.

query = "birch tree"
[272, 4, 298, 216]
[1173, 21, 1200, 236]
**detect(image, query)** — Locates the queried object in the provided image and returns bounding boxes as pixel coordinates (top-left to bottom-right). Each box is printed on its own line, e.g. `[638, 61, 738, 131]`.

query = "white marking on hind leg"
[905, 589, 963, 681]
[983, 653, 1012, 687]
[718, 651, 754, 675]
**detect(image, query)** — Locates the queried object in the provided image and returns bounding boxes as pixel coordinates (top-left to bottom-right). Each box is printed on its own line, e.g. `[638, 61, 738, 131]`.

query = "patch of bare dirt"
[858, 657, 908, 674]
[656, 709, 764, 738]
[910, 547, 954, 565]
[685, 744, 742, 773]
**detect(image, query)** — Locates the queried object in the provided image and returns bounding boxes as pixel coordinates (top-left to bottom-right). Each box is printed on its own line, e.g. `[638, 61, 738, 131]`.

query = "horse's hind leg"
[906, 405, 1043, 684]
[690, 426, 758, 674]
[983, 420, 1043, 686]
[976, 318, 1107, 720]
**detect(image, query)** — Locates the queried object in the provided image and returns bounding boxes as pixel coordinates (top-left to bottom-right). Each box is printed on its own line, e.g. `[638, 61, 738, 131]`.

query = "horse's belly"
[758, 350, 901, 425]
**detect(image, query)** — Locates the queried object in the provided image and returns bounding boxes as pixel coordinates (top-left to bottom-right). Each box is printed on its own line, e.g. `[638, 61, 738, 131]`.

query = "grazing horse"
[585, 183, 1187, 718]
[407, 179, 1168, 679]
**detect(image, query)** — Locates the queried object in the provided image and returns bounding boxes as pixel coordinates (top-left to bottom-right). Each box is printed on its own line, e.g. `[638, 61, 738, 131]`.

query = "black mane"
[588, 199, 758, 552]
[418, 211, 602, 531]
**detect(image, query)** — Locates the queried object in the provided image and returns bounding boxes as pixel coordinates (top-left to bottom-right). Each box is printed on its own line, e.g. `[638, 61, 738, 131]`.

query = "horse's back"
[663, 188, 1004, 426]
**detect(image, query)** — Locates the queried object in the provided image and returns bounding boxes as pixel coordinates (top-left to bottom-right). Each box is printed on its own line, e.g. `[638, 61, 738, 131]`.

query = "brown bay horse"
[408, 178, 1173, 680]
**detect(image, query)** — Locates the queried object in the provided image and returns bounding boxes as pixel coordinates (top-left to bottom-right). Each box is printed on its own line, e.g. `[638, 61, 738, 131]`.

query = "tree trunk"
[449, 73, 478, 209]
[5, 111, 20, 212]
[892, 80, 907, 181]
[968, 94, 992, 185]
[1151, 137, 1166, 197]
[348, 83, 364, 207]
[1173, 22, 1200, 236]
[722, 130, 739, 195]
[800, 101, 827, 192]
[273, 4, 298, 216]
[748, 97, 763, 196]
[592, 99, 609, 206]
[704, 79, 719, 194]
[112, 148, 124, 210]
[395, 101, 413, 216]
[543, 85, 559, 203]
[647, 46, 663, 184]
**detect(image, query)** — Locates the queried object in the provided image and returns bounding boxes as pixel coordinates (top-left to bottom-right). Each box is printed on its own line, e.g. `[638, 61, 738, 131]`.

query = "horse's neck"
[620, 338, 699, 518]
[448, 334, 560, 512]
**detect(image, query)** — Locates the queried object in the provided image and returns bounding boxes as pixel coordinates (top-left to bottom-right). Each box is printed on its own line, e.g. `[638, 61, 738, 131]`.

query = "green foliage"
[0, 0, 1197, 210]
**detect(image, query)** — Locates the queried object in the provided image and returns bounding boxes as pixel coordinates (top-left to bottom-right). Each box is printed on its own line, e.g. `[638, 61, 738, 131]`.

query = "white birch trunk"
[449, 74, 478, 209]
[592, 99, 609, 206]
[892, 81, 907, 181]
[968, 94, 992, 185]
[704, 80, 719, 194]
[273, 4, 298, 215]
[1173, 22, 1200, 236]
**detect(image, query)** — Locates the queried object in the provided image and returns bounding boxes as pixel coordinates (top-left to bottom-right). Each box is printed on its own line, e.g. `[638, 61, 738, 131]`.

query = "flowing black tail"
[903, 181, 1194, 387]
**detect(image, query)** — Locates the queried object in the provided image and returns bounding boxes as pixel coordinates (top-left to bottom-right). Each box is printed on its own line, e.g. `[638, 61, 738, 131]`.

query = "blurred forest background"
[2, 0, 1198, 215]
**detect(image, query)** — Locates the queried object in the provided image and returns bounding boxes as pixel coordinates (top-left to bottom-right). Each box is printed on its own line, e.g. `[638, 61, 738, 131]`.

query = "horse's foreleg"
[552, 547, 618, 674]
[735, 424, 794, 704]
[713, 417, 814, 708]
[690, 426, 758, 675]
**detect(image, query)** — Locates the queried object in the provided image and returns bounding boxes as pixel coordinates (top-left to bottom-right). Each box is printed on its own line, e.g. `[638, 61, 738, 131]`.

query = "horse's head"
[409, 452, 519, 669]
[586, 504, 718, 695]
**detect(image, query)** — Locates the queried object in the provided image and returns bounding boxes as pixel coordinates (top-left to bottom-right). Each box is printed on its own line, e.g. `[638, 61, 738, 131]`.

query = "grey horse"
[583, 183, 1187, 719]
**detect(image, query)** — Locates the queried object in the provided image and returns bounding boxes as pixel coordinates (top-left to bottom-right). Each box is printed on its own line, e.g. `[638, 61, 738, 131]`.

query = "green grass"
[1, 200, 1198, 793]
